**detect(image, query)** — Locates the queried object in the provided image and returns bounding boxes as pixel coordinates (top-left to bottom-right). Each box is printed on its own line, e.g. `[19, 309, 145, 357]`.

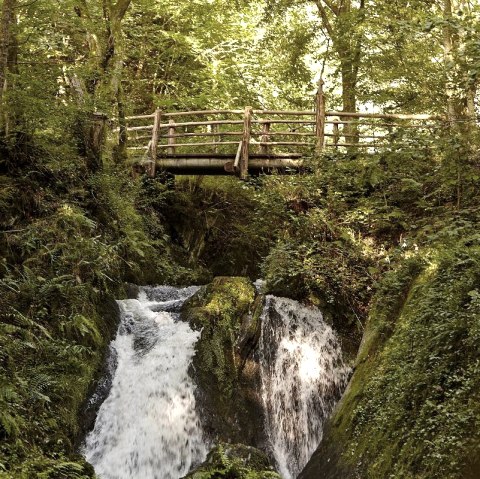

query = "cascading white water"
[83, 286, 208, 479]
[259, 296, 350, 479]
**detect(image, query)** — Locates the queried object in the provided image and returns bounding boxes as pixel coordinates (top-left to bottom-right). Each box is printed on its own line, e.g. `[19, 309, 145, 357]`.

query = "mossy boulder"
[181, 277, 265, 446]
[182, 443, 281, 479]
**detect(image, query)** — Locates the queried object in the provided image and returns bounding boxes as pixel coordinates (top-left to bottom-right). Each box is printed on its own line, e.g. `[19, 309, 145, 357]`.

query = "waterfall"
[259, 296, 350, 479]
[83, 286, 208, 479]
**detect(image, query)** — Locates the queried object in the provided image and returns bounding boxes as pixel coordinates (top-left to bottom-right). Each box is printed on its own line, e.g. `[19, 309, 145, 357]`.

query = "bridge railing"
[125, 108, 322, 177]
[123, 84, 446, 177]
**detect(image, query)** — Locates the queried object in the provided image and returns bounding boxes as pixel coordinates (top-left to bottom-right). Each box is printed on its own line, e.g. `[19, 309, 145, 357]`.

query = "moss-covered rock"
[300, 241, 480, 479]
[182, 443, 281, 479]
[181, 277, 265, 446]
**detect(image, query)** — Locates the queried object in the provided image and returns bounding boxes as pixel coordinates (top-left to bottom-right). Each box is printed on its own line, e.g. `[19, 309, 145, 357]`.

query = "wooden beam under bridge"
[151, 153, 306, 175]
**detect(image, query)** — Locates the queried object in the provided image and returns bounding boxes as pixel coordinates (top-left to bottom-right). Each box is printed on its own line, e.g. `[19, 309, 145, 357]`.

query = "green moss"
[182, 277, 264, 444]
[184, 277, 255, 390]
[182, 443, 281, 479]
[301, 242, 480, 479]
[161, 176, 288, 279]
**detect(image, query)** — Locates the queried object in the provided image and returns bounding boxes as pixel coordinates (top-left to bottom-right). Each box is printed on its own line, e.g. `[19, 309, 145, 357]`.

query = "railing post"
[315, 79, 326, 154]
[260, 121, 270, 156]
[241, 106, 252, 179]
[168, 119, 176, 155]
[333, 122, 339, 148]
[149, 108, 161, 177]
[212, 123, 219, 153]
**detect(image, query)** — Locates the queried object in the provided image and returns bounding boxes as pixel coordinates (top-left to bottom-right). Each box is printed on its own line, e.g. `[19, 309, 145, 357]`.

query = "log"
[233, 141, 242, 173]
[326, 142, 380, 147]
[326, 111, 443, 120]
[168, 119, 176, 154]
[212, 123, 219, 153]
[163, 109, 243, 117]
[159, 132, 242, 139]
[258, 141, 312, 146]
[340, 134, 385, 139]
[333, 123, 339, 146]
[255, 119, 316, 124]
[155, 157, 304, 175]
[260, 122, 271, 155]
[252, 110, 315, 116]
[157, 141, 240, 148]
[224, 160, 235, 173]
[251, 131, 315, 137]
[154, 152, 303, 159]
[158, 119, 244, 128]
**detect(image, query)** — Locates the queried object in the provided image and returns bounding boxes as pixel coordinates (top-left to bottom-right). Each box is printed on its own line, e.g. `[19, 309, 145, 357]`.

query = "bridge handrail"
[126, 110, 444, 121]
[123, 86, 449, 177]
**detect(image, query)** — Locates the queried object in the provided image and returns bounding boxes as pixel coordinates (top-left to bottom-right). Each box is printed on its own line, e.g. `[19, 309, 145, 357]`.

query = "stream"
[83, 284, 349, 479]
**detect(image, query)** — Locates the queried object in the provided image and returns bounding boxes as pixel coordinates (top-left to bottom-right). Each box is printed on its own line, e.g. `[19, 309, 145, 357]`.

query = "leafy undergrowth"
[0, 137, 188, 477]
[1, 127, 479, 478]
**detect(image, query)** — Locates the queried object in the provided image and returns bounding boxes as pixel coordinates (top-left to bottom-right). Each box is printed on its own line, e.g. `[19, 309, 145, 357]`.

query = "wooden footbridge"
[123, 83, 444, 178]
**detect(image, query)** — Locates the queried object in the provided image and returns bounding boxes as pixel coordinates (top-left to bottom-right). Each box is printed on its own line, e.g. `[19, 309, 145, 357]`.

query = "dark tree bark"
[0, 0, 18, 134]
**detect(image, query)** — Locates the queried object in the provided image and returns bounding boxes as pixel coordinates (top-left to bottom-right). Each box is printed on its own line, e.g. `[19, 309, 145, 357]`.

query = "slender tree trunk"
[107, 2, 131, 161]
[73, 0, 132, 167]
[443, 0, 458, 122]
[466, 83, 476, 118]
[0, 0, 18, 134]
[339, 56, 359, 141]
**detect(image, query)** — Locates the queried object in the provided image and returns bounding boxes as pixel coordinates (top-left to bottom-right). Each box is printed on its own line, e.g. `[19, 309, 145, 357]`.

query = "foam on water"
[259, 296, 350, 479]
[83, 286, 207, 479]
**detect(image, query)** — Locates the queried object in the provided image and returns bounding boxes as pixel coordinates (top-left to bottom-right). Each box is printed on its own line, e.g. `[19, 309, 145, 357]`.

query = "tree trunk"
[315, 0, 364, 145]
[340, 56, 359, 141]
[0, 0, 18, 134]
[73, 0, 132, 167]
[443, 0, 458, 122]
[103, 1, 131, 161]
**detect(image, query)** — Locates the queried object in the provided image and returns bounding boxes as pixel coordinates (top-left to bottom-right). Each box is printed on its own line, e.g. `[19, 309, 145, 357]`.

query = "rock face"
[299, 246, 480, 479]
[298, 259, 425, 479]
[181, 277, 266, 447]
[182, 443, 281, 479]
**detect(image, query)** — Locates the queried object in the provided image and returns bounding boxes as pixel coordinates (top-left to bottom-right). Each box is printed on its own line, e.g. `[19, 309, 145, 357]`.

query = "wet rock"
[181, 277, 266, 447]
[182, 443, 281, 479]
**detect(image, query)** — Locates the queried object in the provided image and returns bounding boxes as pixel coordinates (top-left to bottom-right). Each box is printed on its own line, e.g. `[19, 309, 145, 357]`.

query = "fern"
[59, 314, 102, 347]
[37, 461, 88, 479]
[27, 372, 54, 404]
[0, 382, 23, 437]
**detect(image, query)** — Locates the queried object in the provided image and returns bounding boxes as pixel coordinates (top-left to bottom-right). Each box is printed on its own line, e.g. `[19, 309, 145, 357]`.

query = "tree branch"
[112, 0, 132, 22]
[322, 0, 339, 16]
[315, 1, 335, 39]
